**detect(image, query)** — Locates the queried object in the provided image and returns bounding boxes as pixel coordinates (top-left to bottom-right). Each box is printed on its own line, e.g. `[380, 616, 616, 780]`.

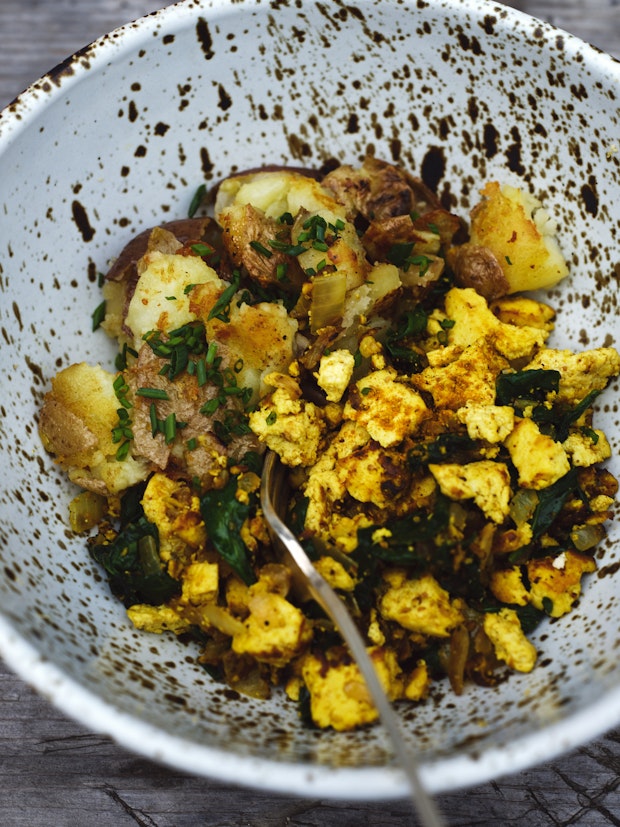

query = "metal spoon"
[260, 450, 445, 826]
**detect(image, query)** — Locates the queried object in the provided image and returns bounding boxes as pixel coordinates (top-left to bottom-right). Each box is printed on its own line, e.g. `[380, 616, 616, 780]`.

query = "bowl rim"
[2, 0, 620, 800]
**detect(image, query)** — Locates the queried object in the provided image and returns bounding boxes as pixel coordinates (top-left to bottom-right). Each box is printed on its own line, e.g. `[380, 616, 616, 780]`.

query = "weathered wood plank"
[1, 1, 620, 824]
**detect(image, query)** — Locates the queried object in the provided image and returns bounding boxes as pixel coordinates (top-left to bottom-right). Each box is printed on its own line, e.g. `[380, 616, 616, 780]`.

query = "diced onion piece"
[509, 488, 538, 526]
[68, 491, 107, 533]
[309, 271, 347, 333]
[570, 524, 605, 552]
[199, 603, 246, 637]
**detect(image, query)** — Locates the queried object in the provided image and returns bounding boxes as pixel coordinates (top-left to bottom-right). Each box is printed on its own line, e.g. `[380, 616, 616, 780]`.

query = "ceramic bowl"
[1, 0, 619, 800]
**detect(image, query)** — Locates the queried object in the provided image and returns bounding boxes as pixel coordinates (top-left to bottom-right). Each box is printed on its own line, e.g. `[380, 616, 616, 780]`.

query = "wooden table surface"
[1, 1, 620, 824]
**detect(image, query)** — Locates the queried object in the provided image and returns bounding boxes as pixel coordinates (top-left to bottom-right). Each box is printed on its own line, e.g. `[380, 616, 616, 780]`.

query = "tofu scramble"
[39, 158, 619, 731]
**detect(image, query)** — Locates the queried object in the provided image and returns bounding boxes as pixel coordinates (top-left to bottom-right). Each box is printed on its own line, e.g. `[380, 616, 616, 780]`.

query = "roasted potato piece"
[467, 181, 569, 293]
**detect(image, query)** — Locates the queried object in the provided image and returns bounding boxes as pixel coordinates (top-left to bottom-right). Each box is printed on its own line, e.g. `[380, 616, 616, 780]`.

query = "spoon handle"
[261, 452, 445, 827]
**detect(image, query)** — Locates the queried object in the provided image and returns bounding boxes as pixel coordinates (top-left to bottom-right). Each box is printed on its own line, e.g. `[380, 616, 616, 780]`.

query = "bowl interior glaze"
[0, 0, 619, 799]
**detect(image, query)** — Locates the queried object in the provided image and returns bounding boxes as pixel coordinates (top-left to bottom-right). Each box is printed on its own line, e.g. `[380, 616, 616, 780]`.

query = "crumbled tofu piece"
[527, 551, 597, 617]
[314, 556, 357, 592]
[403, 660, 431, 701]
[411, 339, 509, 409]
[302, 421, 372, 543]
[525, 347, 620, 405]
[429, 460, 512, 523]
[504, 417, 570, 489]
[563, 430, 611, 467]
[444, 287, 549, 361]
[301, 646, 403, 731]
[379, 570, 464, 637]
[141, 472, 206, 548]
[337, 443, 409, 509]
[181, 561, 219, 605]
[232, 588, 312, 667]
[367, 609, 386, 646]
[458, 402, 515, 443]
[248, 372, 325, 466]
[490, 567, 530, 606]
[344, 368, 429, 447]
[483, 608, 537, 672]
[126, 604, 190, 635]
[315, 349, 356, 403]
[491, 295, 555, 331]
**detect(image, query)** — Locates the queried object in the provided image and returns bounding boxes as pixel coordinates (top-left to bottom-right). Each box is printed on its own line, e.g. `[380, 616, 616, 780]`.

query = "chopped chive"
[188, 184, 206, 218]
[208, 271, 240, 322]
[266, 411, 277, 425]
[164, 413, 177, 444]
[149, 403, 159, 437]
[115, 440, 132, 461]
[200, 397, 222, 416]
[249, 240, 273, 258]
[191, 242, 214, 257]
[206, 341, 218, 366]
[186, 437, 198, 451]
[136, 387, 170, 400]
[92, 301, 106, 332]
[196, 357, 208, 387]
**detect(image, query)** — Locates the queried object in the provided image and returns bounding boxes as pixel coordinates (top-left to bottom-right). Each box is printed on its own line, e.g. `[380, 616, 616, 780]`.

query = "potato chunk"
[468, 181, 569, 293]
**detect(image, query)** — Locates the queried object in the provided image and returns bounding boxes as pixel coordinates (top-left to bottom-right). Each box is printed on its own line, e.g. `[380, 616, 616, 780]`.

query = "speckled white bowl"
[1, 0, 619, 800]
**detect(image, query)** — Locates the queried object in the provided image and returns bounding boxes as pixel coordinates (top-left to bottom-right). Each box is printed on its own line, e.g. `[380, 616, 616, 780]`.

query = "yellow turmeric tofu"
[444, 286, 549, 361]
[379, 570, 464, 637]
[525, 347, 620, 405]
[504, 417, 570, 489]
[429, 460, 512, 523]
[344, 368, 429, 447]
[483, 608, 537, 672]
[126, 604, 190, 635]
[315, 349, 356, 403]
[527, 551, 597, 617]
[248, 372, 325, 466]
[181, 561, 219, 605]
[411, 338, 509, 409]
[301, 646, 403, 731]
[232, 588, 312, 667]
[457, 402, 515, 443]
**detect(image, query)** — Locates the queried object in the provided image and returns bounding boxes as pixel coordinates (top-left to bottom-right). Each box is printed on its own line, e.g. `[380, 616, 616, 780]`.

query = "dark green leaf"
[90, 486, 180, 607]
[495, 369, 560, 406]
[531, 467, 579, 539]
[200, 475, 257, 585]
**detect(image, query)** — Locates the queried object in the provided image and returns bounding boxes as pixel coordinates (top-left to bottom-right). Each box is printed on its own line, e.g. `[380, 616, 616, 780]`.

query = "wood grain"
[1, 1, 620, 824]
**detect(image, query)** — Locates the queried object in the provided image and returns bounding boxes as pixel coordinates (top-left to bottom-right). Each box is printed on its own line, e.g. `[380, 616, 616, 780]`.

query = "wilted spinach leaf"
[530, 467, 580, 539]
[200, 474, 257, 585]
[384, 306, 428, 371]
[90, 484, 181, 607]
[408, 433, 482, 470]
[495, 369, 560, 406]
